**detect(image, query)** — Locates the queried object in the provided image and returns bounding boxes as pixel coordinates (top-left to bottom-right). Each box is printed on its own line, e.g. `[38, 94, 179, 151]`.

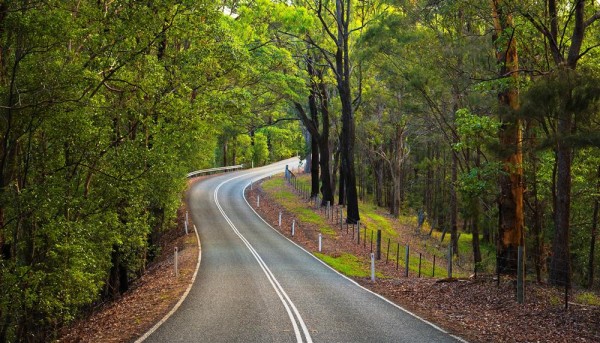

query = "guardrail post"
[318, 233, 322, 252]
[371, 253, 375, 282]
[185, 211, 189, 235]
[174, 247, 179, 277]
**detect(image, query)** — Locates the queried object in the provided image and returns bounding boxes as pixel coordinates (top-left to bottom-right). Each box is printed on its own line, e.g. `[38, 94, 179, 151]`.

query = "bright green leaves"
[0, 1, 239, 340]
[453, 108, 500, 151]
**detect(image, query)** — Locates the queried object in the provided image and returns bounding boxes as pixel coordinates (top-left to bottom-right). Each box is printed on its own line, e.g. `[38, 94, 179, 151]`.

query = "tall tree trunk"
[450, 151, 458, 255]
[374, 158, 384, 207]
[547, 0, 587, 287]
[531, 154, 544, 283]
[391, 125, 406, 217]
[310, 135, 319, 197]
[317, 71, 333, 205]
[338, 158, 345, 205]
[334, 0, 359, 223]
[587, 165, 599, 288]
[333, 147, 341, 204]
[525, 119, 544, 283]
[549, 119, 572, 286]
[587, 166, 600, 288]
[491, 0, 524, 274]
[472, 149, 482, 265]
[308, 58, 320, 198]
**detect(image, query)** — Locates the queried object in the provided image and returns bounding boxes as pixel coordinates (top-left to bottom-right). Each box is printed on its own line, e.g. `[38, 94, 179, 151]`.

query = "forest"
[0, 0, 599, 341]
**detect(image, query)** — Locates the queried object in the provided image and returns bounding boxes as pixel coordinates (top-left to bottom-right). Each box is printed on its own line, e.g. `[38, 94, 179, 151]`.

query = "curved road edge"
[135, 213, 202, 343]
[242, 176, 469, 343]
[134, 158, 296, 342]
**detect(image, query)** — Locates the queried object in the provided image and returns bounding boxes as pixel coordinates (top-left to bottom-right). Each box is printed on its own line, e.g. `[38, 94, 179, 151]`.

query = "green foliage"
[254, 132, 270, 166]
[575, 292, 600, 306]
[453, 109, 500, 151]
[0, 0, 258, 340]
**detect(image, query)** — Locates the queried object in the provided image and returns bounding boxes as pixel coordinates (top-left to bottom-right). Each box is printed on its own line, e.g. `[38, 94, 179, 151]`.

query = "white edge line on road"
[135, 213, 202, 342]
[134, 159, 297, 342]
[213, 174, 303, 343]
[242, 172, 469, 343]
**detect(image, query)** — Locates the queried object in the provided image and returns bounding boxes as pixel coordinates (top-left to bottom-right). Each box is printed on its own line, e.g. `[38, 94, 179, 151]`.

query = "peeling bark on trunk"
[491, 0, 524, 274]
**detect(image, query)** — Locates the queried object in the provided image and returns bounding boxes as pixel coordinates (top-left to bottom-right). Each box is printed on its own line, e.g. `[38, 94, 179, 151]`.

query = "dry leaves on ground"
[247, 178, 600, 343]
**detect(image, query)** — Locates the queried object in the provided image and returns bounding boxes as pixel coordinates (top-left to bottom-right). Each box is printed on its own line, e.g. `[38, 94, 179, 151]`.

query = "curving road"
[142, 158, 465, 343]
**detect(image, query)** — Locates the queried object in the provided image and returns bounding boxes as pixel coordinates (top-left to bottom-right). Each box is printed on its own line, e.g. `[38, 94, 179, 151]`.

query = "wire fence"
[282, 168, 596, 309]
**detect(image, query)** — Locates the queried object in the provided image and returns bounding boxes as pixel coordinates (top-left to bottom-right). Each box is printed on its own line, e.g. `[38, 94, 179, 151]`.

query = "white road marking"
[242, 172, 469, 343]
[214, 172, 313, 343]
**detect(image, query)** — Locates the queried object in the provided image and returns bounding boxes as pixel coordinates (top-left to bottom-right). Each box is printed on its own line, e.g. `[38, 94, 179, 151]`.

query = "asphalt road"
[142, 158, 464, 343]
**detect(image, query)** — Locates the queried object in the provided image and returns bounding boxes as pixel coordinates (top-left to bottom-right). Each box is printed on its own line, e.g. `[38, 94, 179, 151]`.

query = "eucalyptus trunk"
[491, 0, 524, 274]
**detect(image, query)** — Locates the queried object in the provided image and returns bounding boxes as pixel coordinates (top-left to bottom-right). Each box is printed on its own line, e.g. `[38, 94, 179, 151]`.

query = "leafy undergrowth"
[57, 179, 202, 343]
[250, 172, 600, 343]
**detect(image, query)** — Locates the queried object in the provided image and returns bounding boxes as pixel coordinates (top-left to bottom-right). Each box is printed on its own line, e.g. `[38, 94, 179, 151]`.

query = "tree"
[517, 0, 600, 286]
[490, 0, 524, 274]
[296, 0, 364, 222]
[294, 50, 334, 204]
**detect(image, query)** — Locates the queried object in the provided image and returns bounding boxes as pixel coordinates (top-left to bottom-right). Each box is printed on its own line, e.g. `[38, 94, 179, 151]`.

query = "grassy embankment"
[262, 174, 494, 279]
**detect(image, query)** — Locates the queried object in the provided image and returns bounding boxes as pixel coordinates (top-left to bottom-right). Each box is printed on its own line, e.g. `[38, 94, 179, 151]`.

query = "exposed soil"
[246, 176, 600, 343]
[57, 177, 204, 343]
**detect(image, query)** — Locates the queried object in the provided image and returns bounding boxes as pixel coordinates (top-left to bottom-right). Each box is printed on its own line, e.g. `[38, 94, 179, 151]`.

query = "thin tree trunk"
[587, 165, 599, 288]
[531, 155, 544, 283]
[222, 140, 227, 166]
[310, 135, 319, 197]
[374, 158, 384, 207]
[450, 151, 458, 256]
[472, 148, 482, 265]
[550, 125, 572, 286]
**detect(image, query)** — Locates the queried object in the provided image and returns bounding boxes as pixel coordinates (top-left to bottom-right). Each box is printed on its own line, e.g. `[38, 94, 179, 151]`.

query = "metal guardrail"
[187, 164, 244, 178]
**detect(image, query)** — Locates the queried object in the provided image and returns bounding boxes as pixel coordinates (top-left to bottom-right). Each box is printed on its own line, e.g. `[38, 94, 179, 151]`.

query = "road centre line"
[214, 173, 313, 343]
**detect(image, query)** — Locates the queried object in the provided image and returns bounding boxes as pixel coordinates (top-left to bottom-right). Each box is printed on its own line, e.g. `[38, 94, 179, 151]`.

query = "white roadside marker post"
[318, 233, 322, 252]
[185, 211, 189, 235]
[371, 253, 375, 282]
[292, 220, 295, 237]
[278, 211, 282, 227]
[174, 247, 179, 277]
